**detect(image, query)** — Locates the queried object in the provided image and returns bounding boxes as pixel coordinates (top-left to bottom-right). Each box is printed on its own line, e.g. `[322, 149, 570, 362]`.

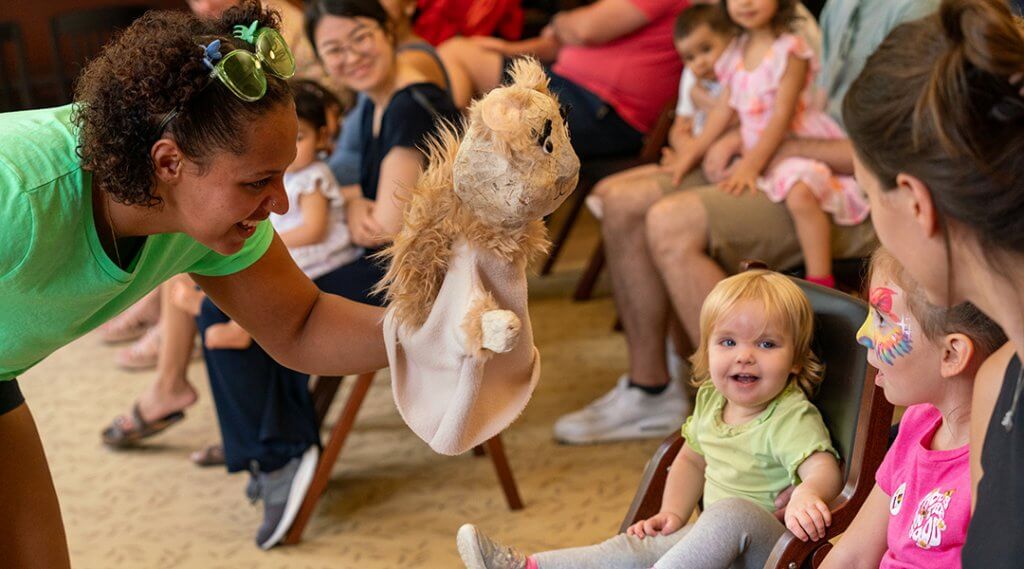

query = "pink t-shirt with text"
[876, 404, 971, 569]
[552, 0, 687, 133]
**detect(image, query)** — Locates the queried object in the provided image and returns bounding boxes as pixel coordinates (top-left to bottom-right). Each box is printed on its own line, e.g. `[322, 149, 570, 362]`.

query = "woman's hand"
[717, 158, 761, 196]
[626, 511, 685, 540]
[345, 197, 385, 248]
[784, 487, 832, 542]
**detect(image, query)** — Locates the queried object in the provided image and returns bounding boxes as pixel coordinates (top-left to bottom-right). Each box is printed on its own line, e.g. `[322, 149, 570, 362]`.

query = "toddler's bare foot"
[205, 321, 252, 350]
[171, 280, 206, 316]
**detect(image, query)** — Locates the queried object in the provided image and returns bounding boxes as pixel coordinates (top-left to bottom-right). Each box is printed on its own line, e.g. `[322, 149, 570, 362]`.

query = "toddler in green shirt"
[457, 270, 842, 569]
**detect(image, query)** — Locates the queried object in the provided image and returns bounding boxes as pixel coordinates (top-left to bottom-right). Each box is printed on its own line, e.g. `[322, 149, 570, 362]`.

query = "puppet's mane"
[374, 121, 549, 330]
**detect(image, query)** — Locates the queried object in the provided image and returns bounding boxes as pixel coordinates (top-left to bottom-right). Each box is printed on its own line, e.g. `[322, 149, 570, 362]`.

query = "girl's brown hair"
[73, 1, 292, 206]
[843, 0, 1024, 261]
[690, 270, 825, 398]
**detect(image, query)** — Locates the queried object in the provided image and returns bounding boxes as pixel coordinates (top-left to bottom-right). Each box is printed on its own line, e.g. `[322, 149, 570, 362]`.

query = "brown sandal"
[101, 402, 185, 448]
[189, 444, 225, 467]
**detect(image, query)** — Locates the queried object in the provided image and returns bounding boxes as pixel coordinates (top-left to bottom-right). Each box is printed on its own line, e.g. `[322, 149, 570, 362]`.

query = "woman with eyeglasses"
[0, 2, 387, 566]
[307, 0, 460, 250]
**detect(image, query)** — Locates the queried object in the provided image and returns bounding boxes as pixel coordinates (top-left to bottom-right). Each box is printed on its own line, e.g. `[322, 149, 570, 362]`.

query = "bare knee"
[785, 183, 820, 216]
[599, 179, 664, 235]
[646, 193, 708, 262]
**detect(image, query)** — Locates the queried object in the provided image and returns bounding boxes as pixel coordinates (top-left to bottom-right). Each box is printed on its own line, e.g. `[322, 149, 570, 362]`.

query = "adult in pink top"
[438, 0, 688, 158]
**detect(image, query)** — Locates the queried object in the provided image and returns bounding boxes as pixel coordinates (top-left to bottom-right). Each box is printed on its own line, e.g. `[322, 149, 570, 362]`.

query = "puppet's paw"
[481, 310, 521, 353]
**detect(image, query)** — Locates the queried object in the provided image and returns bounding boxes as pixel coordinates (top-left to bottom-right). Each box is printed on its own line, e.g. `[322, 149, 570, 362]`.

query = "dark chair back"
[0, 21, 33, 111]
[49, 6, 149, 102]
[797, 279, 871, 479]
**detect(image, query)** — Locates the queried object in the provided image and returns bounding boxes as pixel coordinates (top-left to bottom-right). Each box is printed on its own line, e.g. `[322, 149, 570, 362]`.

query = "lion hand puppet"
[376, 57, 580, 455]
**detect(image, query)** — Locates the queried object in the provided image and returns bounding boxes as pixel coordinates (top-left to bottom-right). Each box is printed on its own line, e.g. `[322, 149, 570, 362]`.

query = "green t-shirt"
[0, 105, 274, 381]
[681, 382, 837, 512]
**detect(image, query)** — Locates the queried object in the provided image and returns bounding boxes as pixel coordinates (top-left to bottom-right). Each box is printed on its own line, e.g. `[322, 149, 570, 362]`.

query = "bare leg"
[204, 320, 253, 350]
[0, 404, 71, 569]
[599, 165, 674, 388]
[646, 191, 726, 347]
[112, 275, 199, 430]
[785, 182, 832, 279]
[437, 37, 505, 109]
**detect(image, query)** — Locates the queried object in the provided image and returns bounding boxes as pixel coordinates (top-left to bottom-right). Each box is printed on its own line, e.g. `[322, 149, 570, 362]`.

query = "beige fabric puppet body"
[377, 58, 580, 455]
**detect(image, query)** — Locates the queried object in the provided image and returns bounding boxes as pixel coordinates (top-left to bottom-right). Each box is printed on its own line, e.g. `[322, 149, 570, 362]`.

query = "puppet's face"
[454, 58, 580, 227]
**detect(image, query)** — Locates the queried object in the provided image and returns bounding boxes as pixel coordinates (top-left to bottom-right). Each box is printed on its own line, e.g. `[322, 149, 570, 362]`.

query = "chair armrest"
[619, 431, 685, 533]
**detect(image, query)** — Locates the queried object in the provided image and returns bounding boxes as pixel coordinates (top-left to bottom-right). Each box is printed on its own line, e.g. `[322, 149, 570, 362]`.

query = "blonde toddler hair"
[690, 270, 825, 398]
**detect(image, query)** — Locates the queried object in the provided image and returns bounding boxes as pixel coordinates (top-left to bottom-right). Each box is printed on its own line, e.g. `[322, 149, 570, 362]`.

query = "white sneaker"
[457, 524, 527, 569]
[553, 375, 690, 444]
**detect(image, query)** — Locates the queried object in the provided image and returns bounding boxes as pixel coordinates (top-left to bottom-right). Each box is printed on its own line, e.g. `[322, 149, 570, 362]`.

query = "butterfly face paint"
[857, 286, 914, 366]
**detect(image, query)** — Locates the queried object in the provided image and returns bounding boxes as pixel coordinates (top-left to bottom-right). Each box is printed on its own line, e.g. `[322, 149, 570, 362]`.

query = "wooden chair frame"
[284, 372, 524, 544]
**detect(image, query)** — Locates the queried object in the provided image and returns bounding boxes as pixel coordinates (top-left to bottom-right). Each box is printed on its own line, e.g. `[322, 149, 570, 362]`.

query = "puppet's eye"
[544, 139, 554, 153]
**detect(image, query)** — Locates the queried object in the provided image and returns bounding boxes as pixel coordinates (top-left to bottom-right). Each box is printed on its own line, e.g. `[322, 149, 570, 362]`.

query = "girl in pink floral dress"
[665, 0, 868, 288]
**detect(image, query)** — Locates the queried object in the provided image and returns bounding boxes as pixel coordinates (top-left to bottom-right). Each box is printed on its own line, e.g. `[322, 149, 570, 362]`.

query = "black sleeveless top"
[962, 354, 1024, 567]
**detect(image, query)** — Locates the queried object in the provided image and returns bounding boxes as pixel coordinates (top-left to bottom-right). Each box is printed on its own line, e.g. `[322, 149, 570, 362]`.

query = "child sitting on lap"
[820, 248, 1006, 568]
[665, 0, 866, 289]
[458, 270, 843, 569]
[586, 3, 732, 220]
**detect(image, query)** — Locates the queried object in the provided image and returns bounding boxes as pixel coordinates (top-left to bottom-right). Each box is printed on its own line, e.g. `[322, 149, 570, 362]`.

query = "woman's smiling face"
[315, 15, 395, 93]
[163, 102, 296, 255]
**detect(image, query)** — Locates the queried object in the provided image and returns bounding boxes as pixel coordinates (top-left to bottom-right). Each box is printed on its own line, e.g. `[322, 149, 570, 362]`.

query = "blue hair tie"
[202, 39, 222, 71]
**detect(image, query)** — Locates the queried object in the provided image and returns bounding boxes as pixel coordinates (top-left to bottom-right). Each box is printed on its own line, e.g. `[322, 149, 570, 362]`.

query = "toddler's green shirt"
[681, 382, 838, 512]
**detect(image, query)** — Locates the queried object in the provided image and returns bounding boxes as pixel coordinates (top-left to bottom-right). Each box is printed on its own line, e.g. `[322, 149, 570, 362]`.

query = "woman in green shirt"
[0, 3, 385, 567]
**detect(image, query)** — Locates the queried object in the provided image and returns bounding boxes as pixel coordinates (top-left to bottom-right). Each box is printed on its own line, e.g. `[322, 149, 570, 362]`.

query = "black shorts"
[0, 379, 25, 416]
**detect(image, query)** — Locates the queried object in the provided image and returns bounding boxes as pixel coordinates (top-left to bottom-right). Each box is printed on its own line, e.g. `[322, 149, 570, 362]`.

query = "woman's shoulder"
[386, 83, 458, 123]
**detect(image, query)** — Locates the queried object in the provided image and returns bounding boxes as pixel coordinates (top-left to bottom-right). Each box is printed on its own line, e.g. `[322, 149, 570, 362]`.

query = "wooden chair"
[0, 21, 33, 111]
[284, 372, 525, 545]
[621, 276, 894, 569]
[49, 6, 149, 102]
[540, 101, 677, 277]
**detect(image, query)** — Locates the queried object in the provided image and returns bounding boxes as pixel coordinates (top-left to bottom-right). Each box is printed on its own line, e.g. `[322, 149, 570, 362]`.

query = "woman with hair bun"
[0, 2, 386, 566]
[841, 0, 1024, 565]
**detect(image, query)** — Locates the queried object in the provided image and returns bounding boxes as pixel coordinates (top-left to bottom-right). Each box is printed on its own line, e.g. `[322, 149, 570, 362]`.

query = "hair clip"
[233, 20, 260, 45]
[202, 39, 223, 71]
[990, 94, 1024, 123]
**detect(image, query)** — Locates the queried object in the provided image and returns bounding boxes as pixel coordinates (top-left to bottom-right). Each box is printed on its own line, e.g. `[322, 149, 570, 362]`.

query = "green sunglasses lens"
[219, 50, 267, 102]
[255, 29, 295, 79]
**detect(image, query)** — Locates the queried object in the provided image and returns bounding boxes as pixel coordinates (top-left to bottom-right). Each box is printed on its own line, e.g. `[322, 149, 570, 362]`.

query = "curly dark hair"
[73, 1, 293, 206]
[718, 0, 800, 34]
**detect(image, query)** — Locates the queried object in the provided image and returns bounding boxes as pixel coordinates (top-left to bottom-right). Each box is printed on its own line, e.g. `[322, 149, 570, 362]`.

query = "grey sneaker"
[457, 524, 527, 569]
[247, 445, 319, 550]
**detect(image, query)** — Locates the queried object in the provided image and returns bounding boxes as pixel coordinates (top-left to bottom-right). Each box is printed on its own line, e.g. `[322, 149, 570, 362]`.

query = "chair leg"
[483, 435, 524, 511]
[541, 179, 593, 275]
[573, 240, 605, 301]
[310, 376, 343, 430]
[284, 371, 375, 545]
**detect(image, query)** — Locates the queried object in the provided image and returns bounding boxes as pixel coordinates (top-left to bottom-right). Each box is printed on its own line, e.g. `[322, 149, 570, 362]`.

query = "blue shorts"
[501, 58, 643, 159]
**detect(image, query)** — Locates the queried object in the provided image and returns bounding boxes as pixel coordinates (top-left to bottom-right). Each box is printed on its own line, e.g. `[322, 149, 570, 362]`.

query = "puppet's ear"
[506, 57, 549, 94]
[480, 90, 533, 133]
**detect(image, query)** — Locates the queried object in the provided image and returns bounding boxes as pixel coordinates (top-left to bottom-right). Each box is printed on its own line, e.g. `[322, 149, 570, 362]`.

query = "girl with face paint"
[821, 249, 1005, 569]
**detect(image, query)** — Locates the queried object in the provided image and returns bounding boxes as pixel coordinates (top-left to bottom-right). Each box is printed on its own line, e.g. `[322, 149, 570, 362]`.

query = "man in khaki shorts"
[553, 0, 939, 445]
